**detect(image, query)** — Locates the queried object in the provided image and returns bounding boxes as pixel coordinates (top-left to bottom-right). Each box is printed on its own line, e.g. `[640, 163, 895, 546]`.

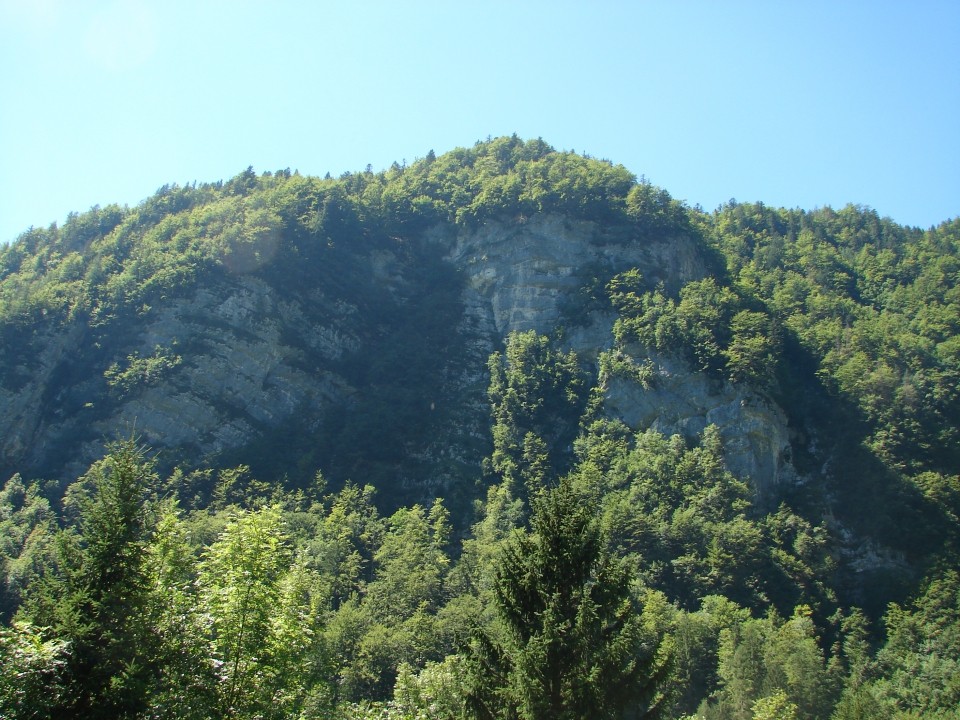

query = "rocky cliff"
[0, 209, 804, 514]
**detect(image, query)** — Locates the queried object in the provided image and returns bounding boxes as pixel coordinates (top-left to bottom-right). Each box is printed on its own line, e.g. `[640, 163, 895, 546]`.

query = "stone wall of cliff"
[0, 211, 805, 512]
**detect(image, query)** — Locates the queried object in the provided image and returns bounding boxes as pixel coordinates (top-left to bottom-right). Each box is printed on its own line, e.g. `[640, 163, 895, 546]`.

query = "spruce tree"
[469, 477, 670, 719]
[33, 439, 158, 719]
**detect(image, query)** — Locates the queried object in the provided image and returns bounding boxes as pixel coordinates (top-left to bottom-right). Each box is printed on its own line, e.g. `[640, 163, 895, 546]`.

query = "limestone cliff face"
[0, 322, 89, 473]
[0, 274, 359, 482]
[89, 276, 356, 473]
[601, 352, 797, 501]
[438, 213, 800, 499]
[0, 212, 805, 508]
[438, 214, 702, 337]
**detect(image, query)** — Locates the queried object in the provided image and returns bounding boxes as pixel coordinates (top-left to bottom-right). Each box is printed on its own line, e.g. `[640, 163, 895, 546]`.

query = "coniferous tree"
[468, 477, 670, 719]
[27, 439, 158, 719]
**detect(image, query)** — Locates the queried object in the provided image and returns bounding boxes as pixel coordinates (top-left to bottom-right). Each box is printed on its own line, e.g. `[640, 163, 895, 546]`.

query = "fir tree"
[33, 439, 158, 719]
[468, 477, 670, 719]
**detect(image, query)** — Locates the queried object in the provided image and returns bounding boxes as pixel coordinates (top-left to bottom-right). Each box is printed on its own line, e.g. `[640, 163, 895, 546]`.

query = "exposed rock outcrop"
[602, 351, 797, 501]
[0, 212, 804, 508]
[441, 213, 801, 498]
[439, 214, 703, 337]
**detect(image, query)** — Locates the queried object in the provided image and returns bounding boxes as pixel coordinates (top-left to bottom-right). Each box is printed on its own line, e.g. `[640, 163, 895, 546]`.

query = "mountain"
[1, 136, 958, 718]
[0, 142, 719, 503]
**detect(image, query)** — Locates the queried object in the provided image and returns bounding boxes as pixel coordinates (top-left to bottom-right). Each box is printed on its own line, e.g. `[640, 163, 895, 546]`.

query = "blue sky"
[1, 1, 958, 244]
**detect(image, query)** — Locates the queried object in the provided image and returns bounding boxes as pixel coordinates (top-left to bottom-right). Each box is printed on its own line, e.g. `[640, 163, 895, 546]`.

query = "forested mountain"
[1, 136, 958, 718]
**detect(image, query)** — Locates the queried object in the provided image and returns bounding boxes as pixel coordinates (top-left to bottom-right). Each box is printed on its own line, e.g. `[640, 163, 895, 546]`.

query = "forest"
[0, 136, 958, 719]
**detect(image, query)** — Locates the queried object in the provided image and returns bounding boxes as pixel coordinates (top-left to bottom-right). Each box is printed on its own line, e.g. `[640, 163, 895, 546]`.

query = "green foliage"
[303, 481, 383, 611]
[609, 271, 782, 389]
[0, 139, 959, 719]
[723, 310, 780, 388]
[858, 570, 960, 717]
[751, 690, 799, 720]
[468, 477, 670, 719]
[0, 475, 56, 621]
[702, 606, 838, 720]
[391, 656, 469, 719]
[103, 344, 182, 396]
[598, 348, 654, 388]
[0, 620, 71, 718]
[18, 439, 158, 719]
[487, 331, 588, 493]
[327, 499, 453, 703]
[375, 135, 636, 229]
[199, 503, 329, 719]
[660, 595, 752, 717]
[200, 504, 291, 715]
[141, 498, 219, 719]
[575, 422, 834, 615]
[453, 479, 526, 602]
[708, 203, 960, 477]
[625, 180, 690, 238]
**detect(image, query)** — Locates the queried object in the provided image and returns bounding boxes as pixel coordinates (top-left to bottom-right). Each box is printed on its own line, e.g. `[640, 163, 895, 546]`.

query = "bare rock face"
[84, 276, 355, 472]
[0, 211, 805, 507]
[602, 352, 798, 501]
[0, 274, 360, 482]
[438, 213, 801, 496]
[0, 322, 89, 472]
[439, 214, 703, 337]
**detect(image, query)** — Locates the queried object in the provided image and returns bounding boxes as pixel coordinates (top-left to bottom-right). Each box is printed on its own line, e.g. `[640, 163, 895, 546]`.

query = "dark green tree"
[856, 569, 960, 717]
[487, 331, 587, 494]
[26, 439, 158, 719]
[468, 477, 670, 719]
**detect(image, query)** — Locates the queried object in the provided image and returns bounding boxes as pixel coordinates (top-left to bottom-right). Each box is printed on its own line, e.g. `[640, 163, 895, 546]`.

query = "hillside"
[1, 136, 958, 719]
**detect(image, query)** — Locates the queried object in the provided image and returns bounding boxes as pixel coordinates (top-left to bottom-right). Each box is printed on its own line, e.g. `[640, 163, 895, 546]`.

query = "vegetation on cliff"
[0, 137, 958, 717]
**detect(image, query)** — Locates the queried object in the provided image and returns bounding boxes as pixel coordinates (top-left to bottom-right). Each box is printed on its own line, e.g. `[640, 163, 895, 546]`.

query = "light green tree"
[752, 689, 798, 720]
[332, 500, 452, 702]
[143, 497, 218, 719]
[705, 606, 837, 720]
[0, 620, 70, 718]
[200, 503, 325, 719]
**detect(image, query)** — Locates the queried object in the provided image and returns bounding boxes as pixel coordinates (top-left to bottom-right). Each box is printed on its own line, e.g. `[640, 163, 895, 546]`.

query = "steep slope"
[0, 137, 956, 573]
[2, 137, 958, 720]
[0, 202, 718, 507]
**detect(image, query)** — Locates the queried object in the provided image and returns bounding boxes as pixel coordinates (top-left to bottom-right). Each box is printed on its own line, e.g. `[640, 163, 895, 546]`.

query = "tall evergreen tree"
[27, 439, 158, 719]
[468, 477, 670, 720]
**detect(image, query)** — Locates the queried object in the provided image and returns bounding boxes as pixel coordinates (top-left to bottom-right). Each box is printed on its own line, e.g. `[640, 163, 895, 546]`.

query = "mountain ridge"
[1, 135, 957, 548]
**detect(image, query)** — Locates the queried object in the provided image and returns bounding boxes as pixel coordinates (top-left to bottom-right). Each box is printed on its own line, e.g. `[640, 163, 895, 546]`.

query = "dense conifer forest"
[1, 137, 958, 718]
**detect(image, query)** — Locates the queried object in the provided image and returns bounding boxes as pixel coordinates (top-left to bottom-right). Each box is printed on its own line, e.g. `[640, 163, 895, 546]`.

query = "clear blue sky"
[2, 0, 958, 244]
